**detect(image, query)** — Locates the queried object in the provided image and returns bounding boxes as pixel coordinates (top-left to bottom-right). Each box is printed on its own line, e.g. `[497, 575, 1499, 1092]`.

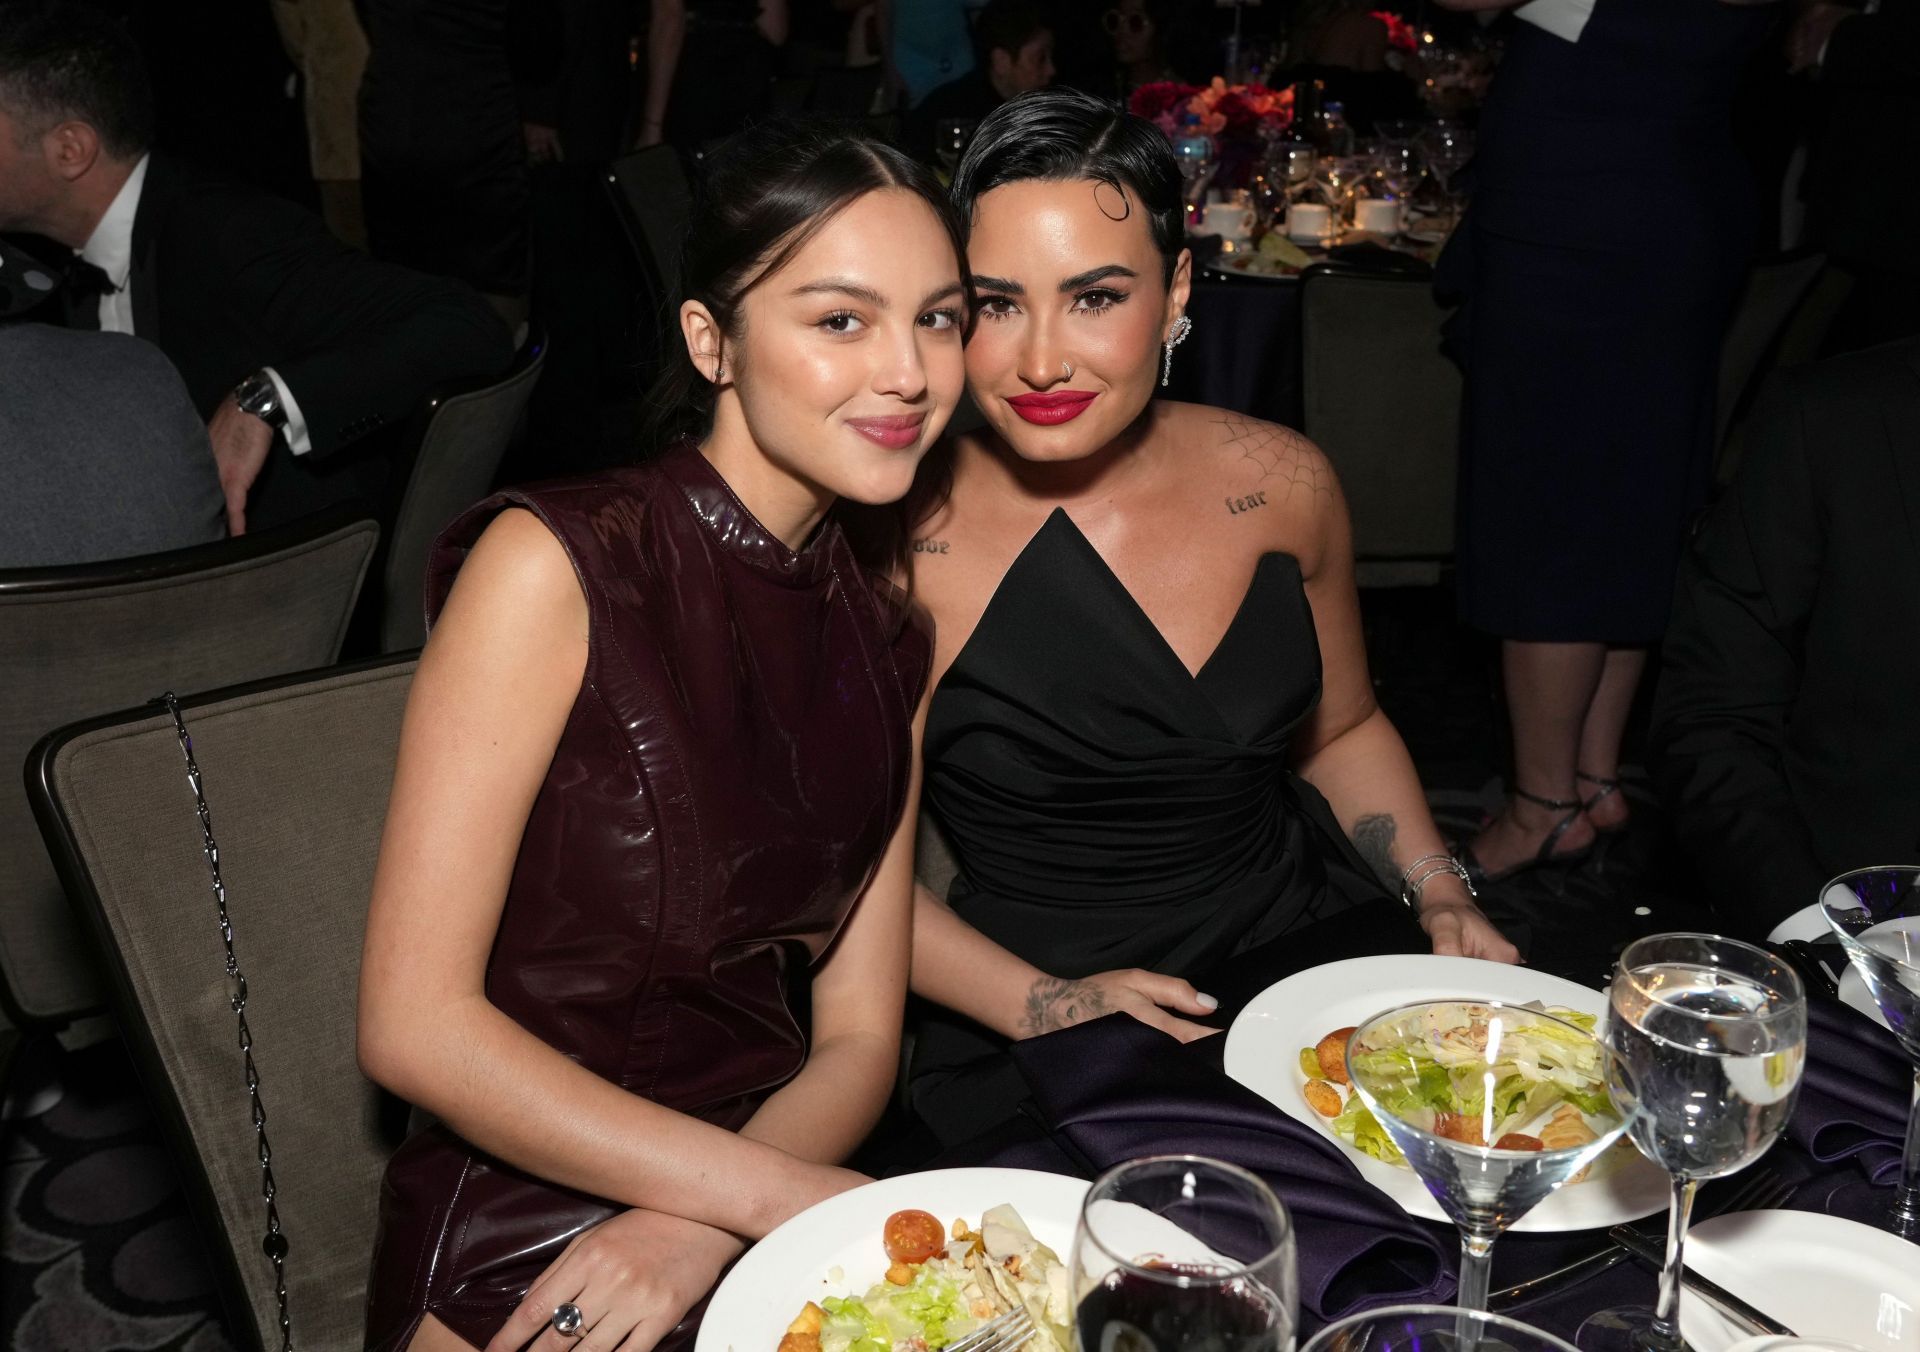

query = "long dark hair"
[950, 87, 1185, 284]
[642, 120, 966, 450]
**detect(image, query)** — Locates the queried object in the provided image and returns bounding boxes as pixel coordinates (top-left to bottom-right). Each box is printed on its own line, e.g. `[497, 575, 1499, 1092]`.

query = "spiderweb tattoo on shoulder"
[1212, 416, 1335, 501]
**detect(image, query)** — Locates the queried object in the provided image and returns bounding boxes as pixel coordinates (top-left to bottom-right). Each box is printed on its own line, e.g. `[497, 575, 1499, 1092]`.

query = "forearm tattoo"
[1213, 416, 1335, 500]
[1021, 975, 1108, 1036]
[1354, 813, 1399, 890]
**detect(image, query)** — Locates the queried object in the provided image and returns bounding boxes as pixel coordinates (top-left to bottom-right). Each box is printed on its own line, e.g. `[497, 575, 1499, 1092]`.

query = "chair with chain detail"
[27, 655, 418, 1351]
[0, 508, 378, 1086]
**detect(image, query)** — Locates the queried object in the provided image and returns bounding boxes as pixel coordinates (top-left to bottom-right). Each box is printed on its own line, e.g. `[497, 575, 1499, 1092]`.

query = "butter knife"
[1608, 1226, 1796, 1336]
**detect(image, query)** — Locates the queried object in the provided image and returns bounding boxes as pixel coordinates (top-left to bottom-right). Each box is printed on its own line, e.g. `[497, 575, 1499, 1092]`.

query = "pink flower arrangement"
[1370, 10, 1420, 53]
[1130, 78, 1296, 142]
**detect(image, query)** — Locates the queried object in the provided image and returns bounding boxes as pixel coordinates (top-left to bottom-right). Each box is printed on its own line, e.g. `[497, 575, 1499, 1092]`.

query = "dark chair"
[0, 510, 379, 1053]
[28, 655, 418, 1351]
[605, 145, 693, 309]
[1299, 265, 1461, 585]
[379, 325, 548, 651]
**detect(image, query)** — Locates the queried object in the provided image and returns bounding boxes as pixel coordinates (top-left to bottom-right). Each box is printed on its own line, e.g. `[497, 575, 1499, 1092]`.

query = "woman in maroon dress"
[356, 122, 966, 1352]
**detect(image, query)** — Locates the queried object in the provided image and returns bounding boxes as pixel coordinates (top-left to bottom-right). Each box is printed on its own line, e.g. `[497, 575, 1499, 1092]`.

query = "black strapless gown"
[908, 510, 1388, 1141]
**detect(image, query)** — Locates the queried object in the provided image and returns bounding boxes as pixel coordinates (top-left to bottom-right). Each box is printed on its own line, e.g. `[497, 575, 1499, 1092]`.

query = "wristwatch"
[232, 369, 289, 431]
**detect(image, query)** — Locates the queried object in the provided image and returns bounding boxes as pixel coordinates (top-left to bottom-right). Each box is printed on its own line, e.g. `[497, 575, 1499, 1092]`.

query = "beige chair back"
[0, 513, 378, 1027]
[380, 329, 547, 651]
[28, 656, 417, 1351]
[1301, 268, 1461, 584]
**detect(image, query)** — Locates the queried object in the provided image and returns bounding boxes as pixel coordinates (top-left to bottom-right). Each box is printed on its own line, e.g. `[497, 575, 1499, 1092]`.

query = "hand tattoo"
[1021, 975, 1108, 1036]
[1353, 813, 1398, 890]
[1213, 416, 1335, 500]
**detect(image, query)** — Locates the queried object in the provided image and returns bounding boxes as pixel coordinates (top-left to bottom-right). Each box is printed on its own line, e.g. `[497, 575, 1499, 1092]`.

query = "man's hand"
[1787, 2, 1853, 73]
[208, 394, 275, 536]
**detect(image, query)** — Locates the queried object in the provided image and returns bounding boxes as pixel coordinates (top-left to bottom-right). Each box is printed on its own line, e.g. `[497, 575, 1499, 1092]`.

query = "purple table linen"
[1789, 997, 1914, 1184]
[1009, 1016, 1453, 1320]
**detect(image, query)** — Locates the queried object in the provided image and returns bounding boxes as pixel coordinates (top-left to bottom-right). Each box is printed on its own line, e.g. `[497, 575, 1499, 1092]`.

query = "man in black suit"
[1788, 0, 1920, 351]
[0, 0, 511, 534]
[1651, 339, 1920, 942]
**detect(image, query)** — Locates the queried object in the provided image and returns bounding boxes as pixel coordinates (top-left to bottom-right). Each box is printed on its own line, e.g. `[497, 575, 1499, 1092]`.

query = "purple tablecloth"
[935, 994, 1912, 1341]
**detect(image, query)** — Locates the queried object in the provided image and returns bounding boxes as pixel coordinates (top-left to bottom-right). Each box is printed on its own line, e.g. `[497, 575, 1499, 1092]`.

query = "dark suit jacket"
[1807, 0, 1920, 277]
[51, 154, 512, 530]
[1650, 339, 1920, 940]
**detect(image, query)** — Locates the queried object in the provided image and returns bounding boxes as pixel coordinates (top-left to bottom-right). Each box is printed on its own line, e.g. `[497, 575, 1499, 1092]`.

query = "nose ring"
[1062, 360, 1074, 380]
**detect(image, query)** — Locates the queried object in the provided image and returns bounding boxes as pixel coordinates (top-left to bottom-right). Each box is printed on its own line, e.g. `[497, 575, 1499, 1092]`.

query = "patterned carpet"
[0, 582, 1709, 1351]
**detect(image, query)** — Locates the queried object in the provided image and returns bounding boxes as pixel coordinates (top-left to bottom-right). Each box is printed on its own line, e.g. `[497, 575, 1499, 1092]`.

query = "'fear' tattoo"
[1214, 416, 1335, 500]
[1226, 491, 1269, 515]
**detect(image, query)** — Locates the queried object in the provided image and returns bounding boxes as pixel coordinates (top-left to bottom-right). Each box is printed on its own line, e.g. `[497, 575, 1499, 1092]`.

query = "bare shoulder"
[434, 507, 589, 649]
[1185, 404, 1337, 501]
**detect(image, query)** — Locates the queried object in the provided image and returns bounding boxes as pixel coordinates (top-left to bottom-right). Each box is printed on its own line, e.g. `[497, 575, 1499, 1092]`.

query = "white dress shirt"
[79, 154, 316, 455]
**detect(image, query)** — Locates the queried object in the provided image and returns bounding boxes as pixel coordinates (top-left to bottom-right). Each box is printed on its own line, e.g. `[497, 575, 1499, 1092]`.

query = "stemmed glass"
[1174, 134, 1217, 228]
[934, 118, 976, 180]
[1071, 1155, 1297, 1352]
[1821, 867, 1920, 1239]
[1579, 935, 1806, 1352]
[1344, 1001, 1637, 1313]
[1417, 124, 1473, 236]
[1305, 1304, 1581, 1352]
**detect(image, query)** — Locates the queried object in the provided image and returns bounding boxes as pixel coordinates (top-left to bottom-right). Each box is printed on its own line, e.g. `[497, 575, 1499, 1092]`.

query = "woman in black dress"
[1438, 0, 1777, 882]
[895, 89, 1518, 1142]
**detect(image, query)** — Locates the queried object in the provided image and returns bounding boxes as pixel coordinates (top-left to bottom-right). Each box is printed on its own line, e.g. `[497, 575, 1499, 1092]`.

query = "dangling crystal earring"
[1161, 315, 1193, 388]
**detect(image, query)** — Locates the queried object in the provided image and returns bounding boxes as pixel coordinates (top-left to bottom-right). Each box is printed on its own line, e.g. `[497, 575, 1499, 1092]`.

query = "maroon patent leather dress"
[364, 444, 929, 1349]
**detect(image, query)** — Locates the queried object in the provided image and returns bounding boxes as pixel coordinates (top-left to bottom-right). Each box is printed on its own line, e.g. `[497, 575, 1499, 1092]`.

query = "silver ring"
[1062, 360, 1074, 380]
[551, 1302, 586, 1337]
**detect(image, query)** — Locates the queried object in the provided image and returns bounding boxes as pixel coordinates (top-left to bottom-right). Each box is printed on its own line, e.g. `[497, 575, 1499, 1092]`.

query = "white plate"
[1838, 964, 1896, 1033]
[1222, 954, 1669, 1232]
[1678, 1209, 1920, 1352]
[697, 1168, 1090, 1352]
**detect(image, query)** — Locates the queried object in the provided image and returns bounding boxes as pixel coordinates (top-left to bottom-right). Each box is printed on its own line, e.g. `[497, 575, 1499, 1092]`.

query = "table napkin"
[1788, 997, 1914, 1184]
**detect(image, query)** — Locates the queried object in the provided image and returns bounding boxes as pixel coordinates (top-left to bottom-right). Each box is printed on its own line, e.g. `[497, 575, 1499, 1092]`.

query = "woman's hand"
[1019, 970, 1220, 1042]
[487, 1208, 744, 1352]
[1419, 898, 1521, 964]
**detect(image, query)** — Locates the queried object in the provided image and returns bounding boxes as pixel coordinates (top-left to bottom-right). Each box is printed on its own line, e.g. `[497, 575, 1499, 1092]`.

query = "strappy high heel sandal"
[1453, 786, 1595, 887]
[1576, 770, 1630, 834]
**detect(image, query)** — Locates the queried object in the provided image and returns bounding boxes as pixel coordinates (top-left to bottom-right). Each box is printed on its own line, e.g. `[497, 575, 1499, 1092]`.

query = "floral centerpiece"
[1130, 77, 1295, 190]
[1370, 10, 1420, 54]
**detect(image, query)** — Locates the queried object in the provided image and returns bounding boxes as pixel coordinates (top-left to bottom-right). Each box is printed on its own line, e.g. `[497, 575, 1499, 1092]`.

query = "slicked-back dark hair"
[0, 0, 152, 159]
[642, 118, 966, 449]
[950, 87, 1184, 284]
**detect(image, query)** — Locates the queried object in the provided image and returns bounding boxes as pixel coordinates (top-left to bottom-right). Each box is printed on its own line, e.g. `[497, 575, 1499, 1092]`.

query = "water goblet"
[1345, 1001, 1637, 1313]
[1071, 1155, 1297, 1352]
[1579, 934, 1806, 1352]
[1820, 866, 1920, 1239]
[1305, 1304, 1581, 1352]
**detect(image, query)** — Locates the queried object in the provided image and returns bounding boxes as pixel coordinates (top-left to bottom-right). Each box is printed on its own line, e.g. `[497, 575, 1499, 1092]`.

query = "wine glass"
[1173, 133, 1217, 227]
[1344, 1001, 1637, 1313]
[1071, 1155, 1297, 1352]
[1820, 867, 1920, 1239]
[1417, 124, 1473, 236]
[1579, 935, 1806, 1352]
[1305, 1304, 1581, 1352]
[934, 118, 976, 180]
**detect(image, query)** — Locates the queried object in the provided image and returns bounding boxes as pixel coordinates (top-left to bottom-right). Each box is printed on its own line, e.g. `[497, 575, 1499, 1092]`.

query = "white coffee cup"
[1354, 198, 1403, 235]
[1200, 199, 1256, 242]
[1287, 202, 1333, 243]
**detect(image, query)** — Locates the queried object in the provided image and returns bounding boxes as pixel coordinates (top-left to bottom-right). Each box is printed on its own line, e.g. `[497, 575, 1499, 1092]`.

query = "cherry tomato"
[1494, 1133, 1546, 1152]
[883, 1209, 946, 1265]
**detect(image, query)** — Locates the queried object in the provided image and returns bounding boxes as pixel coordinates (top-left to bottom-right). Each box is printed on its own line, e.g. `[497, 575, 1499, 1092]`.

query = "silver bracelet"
[1399, 852, 1477, 909]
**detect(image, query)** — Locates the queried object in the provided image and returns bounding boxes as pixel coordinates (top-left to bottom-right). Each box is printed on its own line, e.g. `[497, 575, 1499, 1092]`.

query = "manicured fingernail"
[1196, 992, 1220, 1011]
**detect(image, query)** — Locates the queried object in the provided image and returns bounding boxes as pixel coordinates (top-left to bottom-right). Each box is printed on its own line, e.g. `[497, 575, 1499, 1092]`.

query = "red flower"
[1371, 10, 1420, 52]
[1130, 80, 1199, 130]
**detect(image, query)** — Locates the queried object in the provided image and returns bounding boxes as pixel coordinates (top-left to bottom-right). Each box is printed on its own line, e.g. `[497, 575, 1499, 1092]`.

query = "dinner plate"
[1223, 954, 1669, 1231]
[1678, 1209, 1920, 1352]
[1204, 253, 1306, 281]
[697, 1168, 1090, 1352]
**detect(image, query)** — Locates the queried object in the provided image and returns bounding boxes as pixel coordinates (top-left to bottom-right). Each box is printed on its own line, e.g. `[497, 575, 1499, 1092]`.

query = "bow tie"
[66, 256, 120, 300]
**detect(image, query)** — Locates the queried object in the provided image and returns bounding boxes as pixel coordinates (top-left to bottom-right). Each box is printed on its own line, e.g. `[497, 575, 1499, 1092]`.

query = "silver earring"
[1161, 316, 1193, 388]
[1062, 360, 1074, 380]
[712, 359, 724, 383]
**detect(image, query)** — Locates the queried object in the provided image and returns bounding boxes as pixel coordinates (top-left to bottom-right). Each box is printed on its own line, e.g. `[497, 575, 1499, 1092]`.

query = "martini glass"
[1345, 1001, 1636, 1313]
[1304, 1305, 1579, 1352]
[1821, 867, 1920, 1240]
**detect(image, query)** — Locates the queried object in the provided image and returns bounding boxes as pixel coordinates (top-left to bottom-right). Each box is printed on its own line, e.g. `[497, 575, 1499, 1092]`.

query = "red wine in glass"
[1076, 1263, 1290, 1352]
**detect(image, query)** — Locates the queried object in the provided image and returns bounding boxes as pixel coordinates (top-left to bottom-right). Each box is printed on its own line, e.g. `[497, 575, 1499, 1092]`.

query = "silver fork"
[1486, 1167, 1795, 1312]
[943, 1306, 1036, 1352]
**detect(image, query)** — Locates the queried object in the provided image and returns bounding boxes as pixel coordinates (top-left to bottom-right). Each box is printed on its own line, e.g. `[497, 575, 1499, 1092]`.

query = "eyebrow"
[791, 279, 967, 311]
[967, 265, 1139, 297]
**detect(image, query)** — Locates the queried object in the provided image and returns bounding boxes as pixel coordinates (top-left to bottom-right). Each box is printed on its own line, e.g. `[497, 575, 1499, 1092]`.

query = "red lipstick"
[845, 413, 926, 449]
[1006, 390, 1097, 426]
